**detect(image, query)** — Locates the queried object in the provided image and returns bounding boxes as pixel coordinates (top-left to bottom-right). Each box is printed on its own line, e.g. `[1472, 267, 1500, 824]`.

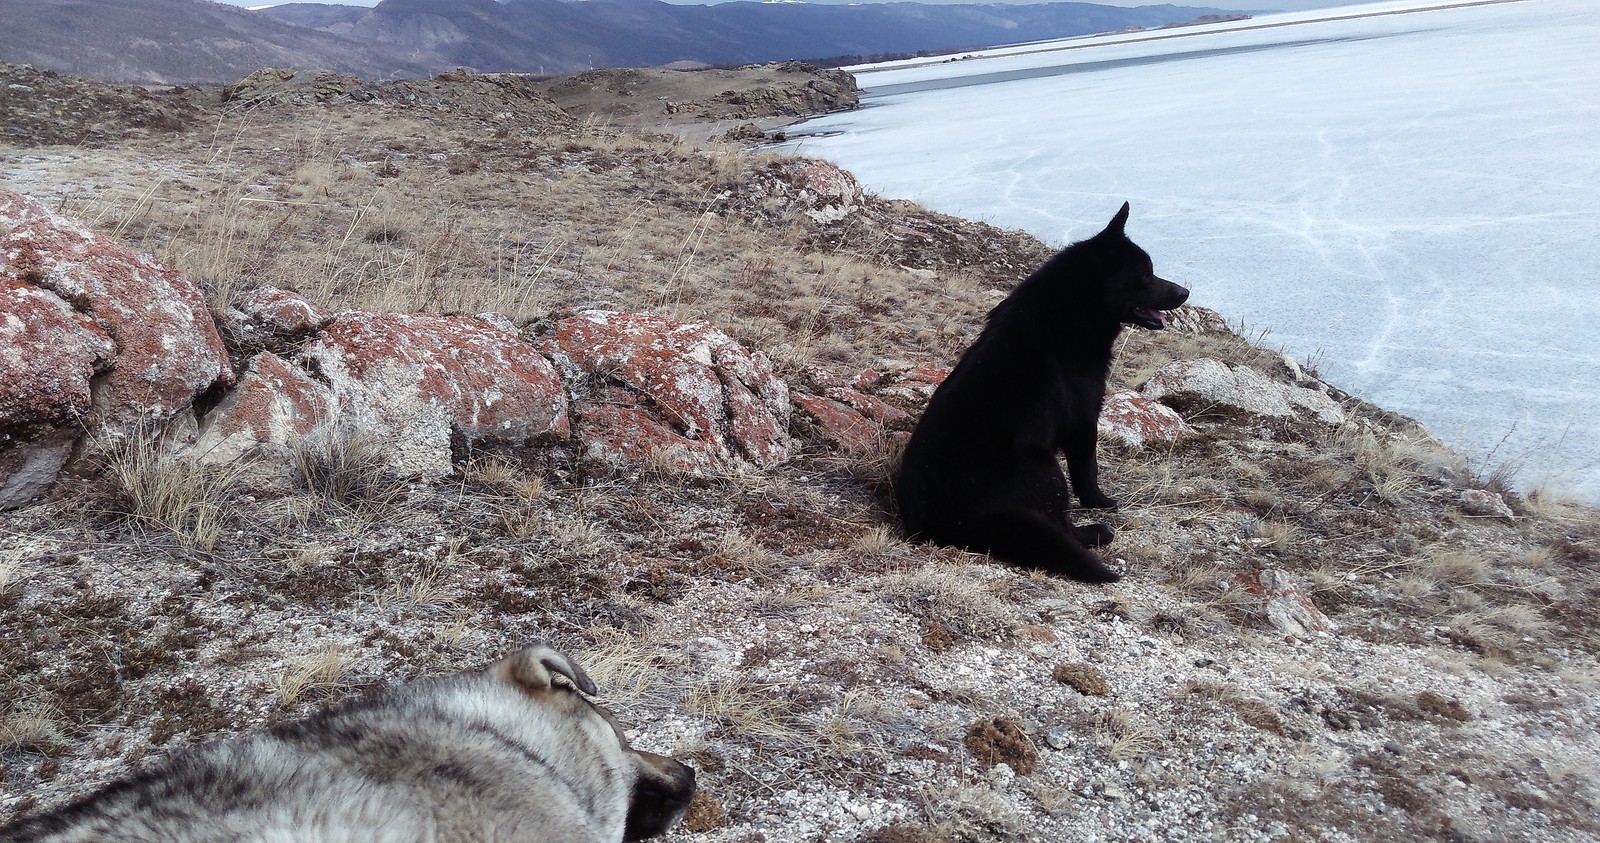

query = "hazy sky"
[215, 0, 1375, 10]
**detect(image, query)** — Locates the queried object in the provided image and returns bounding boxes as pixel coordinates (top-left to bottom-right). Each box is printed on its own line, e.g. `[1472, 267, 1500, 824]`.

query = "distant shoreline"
[851, 0, 1533, 77]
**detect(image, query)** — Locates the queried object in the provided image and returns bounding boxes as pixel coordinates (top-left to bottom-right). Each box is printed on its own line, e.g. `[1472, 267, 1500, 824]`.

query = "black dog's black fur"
[895, 203, 1189, 583]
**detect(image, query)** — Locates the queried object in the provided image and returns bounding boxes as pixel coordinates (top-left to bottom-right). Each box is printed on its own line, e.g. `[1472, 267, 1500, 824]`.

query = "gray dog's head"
[490, 646, 697, 841]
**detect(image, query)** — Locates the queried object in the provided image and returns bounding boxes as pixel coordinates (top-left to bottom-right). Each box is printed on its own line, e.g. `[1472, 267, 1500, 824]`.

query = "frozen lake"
[779, 0, 1600, 502]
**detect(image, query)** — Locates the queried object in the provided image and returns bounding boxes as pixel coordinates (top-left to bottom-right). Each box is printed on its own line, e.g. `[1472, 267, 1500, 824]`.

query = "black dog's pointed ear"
[1099, 202, 1131, 238]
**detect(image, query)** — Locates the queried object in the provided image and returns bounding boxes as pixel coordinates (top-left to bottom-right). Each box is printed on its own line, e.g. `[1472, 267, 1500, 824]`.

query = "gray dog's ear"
[491, 645, 599, 696]
[1100, 202, 1131, 238]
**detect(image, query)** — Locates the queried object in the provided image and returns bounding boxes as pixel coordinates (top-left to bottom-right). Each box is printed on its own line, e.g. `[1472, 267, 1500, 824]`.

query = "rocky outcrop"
[1165, 304, 1231, 335]
[1141, 357, 1344, 426]
[0, 277, 118, 508]
[547, 311, 792, 473]
[788, 366, 937, 452]
[1, 188, 232, 477]
[303, 312, 569, 480]
[220, 68, 575, 132]
[711, 64, 858, 119]
[1459, 488, 1515, 519]
[735, 160, 866, 225]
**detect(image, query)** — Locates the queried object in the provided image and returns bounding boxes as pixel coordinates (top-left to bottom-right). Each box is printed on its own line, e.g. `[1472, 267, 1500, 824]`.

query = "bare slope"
[1, 66, 1598, 843]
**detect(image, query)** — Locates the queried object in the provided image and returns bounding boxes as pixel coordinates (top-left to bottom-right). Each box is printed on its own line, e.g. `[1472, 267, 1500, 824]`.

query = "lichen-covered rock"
[1141, 357, 1344, 425]
[0, 277, 114, 435]
[1098, 389, 1196, 449]
[1165, 304, 1231, 335]
[735, 159, 866, 225]
[793, 392, 879, 452]
[0, 188, 232, 459]
[223, 285, 330, 348]
[875, 366, 949, 404]
[303, 312, 568, 479]
[792, 367, 914, 452]
[1459, 488, 1515, 519]
[547, 310, 792, 472]
[191, 352, 338, 466]
[0, 277, 119, 508]
[1245, 569, 1337, 639]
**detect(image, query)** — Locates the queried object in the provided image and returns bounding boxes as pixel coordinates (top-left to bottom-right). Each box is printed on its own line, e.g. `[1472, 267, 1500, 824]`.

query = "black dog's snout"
[1155, 277, 1190, 308]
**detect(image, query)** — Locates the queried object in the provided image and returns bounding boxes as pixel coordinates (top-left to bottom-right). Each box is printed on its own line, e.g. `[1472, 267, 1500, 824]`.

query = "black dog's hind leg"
[1063, 421, 1119, 510]
[963, 510, 1120, 583]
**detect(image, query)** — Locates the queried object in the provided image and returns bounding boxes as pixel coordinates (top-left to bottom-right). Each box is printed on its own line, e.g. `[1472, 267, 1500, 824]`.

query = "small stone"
[1044, 726, 1074, 750]
[1459, 489, 1515, 518]
[1384, 740, 1404, 755]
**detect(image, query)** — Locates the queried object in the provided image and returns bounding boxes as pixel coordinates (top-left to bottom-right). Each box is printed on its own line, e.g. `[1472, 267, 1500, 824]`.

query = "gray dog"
[2, 645, 695, 842]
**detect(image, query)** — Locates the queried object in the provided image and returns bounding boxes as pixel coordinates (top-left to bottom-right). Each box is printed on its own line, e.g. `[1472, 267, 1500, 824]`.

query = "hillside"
[2, 63, 1599, 843]
[0, 0, 1243, 83]
[0, 0, 435, 85]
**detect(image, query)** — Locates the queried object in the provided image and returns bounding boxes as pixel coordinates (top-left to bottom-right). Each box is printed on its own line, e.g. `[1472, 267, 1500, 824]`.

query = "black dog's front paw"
[1074, 522, 1115, 548]
[1078, 490, 1120, 511]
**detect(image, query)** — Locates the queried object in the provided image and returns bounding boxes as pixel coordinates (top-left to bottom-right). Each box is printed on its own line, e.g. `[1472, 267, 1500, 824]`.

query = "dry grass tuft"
[1420, 548, 1494, 587]
[0, 702, 68, 753]
[686, 674, 802, 741]
[273, 644, 353, 708]
[288, 424, 409, 515]
[878, 562, 1022, 641]
[1094, 708, 1160, 759]
[105, 434, 238, 551]
[854, 525, 895, 556]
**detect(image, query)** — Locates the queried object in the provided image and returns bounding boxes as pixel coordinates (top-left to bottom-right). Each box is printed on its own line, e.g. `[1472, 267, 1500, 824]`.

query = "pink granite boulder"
[0, 278, 118, 507]
[223, 284, 330, 347]
[2, 189, 233, 507]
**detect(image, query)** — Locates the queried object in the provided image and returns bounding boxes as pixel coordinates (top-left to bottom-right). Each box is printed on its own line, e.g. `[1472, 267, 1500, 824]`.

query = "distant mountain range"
[0, 0, 1245, 84]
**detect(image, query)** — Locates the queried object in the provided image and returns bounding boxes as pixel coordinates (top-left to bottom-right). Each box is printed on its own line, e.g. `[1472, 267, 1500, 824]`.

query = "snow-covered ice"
[780, 0, 1600, 501]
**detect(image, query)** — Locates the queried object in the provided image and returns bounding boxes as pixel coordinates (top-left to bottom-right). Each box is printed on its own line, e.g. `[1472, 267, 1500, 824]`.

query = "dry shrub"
[681, 789, 728, 833]
[964, 717, 1038, 774]
[1415, 691, 1471, 722]
[1051, 662, 1109, 696]
[1231, 698, 1283, 733]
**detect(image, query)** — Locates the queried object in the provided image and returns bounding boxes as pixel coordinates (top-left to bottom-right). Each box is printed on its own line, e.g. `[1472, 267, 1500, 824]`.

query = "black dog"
[895, 203, 1188, 583]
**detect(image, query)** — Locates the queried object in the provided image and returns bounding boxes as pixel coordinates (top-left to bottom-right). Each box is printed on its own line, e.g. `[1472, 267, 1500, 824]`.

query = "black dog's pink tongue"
[1137, 306, 1168, 328]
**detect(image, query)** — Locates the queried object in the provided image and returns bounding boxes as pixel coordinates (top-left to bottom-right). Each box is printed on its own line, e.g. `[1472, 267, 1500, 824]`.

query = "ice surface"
[781, 0, 1600, 501]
